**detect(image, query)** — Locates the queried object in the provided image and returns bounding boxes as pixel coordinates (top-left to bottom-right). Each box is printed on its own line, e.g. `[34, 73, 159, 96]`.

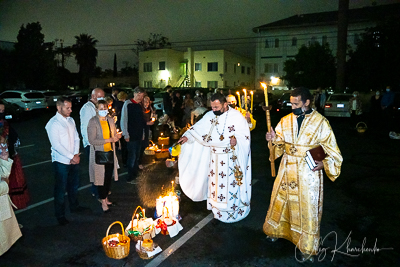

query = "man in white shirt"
[79, 88, 105, 198]
[46, 97, 82, 225]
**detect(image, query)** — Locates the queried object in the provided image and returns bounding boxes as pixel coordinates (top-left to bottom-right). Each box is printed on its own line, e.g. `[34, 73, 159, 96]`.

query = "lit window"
[144, 62, 152, 72]
[207, 81, 218, 88]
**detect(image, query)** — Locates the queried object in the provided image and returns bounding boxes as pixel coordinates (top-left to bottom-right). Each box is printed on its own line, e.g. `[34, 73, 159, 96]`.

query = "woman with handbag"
[88, 100, 121, 212]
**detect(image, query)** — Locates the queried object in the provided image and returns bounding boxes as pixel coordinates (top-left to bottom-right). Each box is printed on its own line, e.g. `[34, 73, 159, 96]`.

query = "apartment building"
[252, 3, 400, 90]
[139, 48, 254, 89]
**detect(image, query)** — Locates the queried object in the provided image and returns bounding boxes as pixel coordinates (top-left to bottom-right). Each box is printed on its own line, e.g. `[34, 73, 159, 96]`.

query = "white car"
[324, 93, 352, 117]
[0, 90, 48, 111]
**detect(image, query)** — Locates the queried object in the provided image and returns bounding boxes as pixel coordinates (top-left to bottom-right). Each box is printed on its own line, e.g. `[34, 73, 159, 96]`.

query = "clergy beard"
[229, 104, 236, 109]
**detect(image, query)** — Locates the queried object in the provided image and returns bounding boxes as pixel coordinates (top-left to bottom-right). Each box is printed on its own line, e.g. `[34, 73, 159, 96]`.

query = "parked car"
[153, 92, 164, 111]
[65, 90, 89, 107]
[324, 93, 352, 117]
[0, 90, 48, 111]
[274, 92, 292, 114]
[39, 90, 66, 107]
[2, 101, 23, 121]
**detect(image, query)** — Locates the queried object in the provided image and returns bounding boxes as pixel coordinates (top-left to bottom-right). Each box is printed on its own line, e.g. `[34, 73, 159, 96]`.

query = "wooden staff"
[261, 82, 276, 177]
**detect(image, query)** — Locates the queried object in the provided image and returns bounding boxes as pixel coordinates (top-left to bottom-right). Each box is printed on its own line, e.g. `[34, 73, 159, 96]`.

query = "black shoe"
[71, 206, 90, 213]
[58, 217, 69, 226]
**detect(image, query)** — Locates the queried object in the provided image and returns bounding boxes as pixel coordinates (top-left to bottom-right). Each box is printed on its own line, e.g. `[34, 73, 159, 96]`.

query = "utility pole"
[336, 0, 349, 93]
[60, 39, 64, 69]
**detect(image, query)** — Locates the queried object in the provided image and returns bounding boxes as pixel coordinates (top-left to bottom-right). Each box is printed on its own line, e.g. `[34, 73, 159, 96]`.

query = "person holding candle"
[263, 87, 342, 262]
[178, 93, 252, 223]
[226, 94, 256, 131]
[87, 100, 122, 212]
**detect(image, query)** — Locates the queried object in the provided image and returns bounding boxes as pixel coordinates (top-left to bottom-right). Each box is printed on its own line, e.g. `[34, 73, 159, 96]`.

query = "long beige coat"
[87, 115, 119, 186]
[0, 158, 22, 256]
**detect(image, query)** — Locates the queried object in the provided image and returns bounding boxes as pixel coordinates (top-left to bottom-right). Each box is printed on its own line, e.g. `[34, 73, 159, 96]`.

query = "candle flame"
[236, 91, 240, 95]
[250, 91, 253, 95]
[260, 82, 267, 89]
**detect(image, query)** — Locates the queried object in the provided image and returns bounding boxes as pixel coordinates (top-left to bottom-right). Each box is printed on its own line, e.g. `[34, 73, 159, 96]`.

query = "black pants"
[97, 164, 113, 200]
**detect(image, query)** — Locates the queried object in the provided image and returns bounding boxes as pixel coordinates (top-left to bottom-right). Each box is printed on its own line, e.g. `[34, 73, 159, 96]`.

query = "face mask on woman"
[98, 110, 108, 117]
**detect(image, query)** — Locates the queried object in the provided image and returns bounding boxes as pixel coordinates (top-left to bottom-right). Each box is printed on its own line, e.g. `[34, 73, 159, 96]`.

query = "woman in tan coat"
[88, 100, 121, 212]
[0, 140, 22, 255]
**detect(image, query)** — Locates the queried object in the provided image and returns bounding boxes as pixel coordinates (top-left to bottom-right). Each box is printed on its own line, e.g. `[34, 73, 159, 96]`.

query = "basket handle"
[356, 122, 367, 128]
[131, 206, 145, 229]
[105, 221, 125, 248]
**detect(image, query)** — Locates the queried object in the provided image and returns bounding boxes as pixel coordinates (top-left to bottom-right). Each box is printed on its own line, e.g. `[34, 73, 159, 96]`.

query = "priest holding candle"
[178, 93, 252, 223]
[226, 91, 256, 131]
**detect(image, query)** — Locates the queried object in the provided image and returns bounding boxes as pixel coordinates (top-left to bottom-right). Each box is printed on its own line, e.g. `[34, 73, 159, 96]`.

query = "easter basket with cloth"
[102, 221, 131, 260]
[125, 206, 156, 243]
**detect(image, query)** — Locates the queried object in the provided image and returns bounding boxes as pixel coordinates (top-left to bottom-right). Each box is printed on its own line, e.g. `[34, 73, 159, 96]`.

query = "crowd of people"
[0, 84, 396, 260]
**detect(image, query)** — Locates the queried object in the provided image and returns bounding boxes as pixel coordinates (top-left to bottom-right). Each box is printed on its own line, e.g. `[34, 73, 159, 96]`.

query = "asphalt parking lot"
[0, 107, 399, 267]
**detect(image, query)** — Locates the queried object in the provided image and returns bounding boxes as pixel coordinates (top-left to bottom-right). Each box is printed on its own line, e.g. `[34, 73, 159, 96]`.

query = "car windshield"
[328, 95, 351, 101]
[24, 93, 45, 99]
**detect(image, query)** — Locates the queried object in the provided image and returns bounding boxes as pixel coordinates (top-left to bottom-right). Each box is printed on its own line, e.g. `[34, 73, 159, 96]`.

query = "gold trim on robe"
[263, 110, 342, 255]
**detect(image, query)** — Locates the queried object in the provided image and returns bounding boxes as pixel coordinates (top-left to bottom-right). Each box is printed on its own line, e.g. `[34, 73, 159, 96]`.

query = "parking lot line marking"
[18, 144, 35, 149]
[14, 172, 127, 214]
[146, 179, 259, 267]
[22, 160, 52, 169]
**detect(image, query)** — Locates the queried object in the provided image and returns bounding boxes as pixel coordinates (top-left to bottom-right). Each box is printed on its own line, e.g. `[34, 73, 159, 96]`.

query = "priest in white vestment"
[178, 93, 252, 223]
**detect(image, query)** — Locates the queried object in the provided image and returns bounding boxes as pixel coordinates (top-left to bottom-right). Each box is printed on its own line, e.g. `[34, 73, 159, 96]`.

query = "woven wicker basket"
[136, 241, 157, 260]
[356, 122, 367, 133]
[125, 206, 153, 243]
[102, 221, 130, 260]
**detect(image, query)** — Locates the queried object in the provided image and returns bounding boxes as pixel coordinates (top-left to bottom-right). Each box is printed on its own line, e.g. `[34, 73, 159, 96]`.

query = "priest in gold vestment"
[263, 87, 342, 261]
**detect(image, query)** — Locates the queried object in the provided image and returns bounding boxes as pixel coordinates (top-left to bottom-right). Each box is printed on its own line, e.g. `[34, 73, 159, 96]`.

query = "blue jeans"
[126, 140, 141, 181]
[85, 145, 99, 198]
[53, 162, 80, 219]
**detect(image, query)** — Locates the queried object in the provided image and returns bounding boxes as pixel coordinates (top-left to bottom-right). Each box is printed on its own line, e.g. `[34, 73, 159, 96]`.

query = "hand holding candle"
[243, 89, 247, 111]
[236, 91, 241, 110]
[250, 91, 254, 113]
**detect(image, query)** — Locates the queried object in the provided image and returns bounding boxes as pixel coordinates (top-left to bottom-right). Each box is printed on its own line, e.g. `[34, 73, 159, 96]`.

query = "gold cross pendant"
[219, 135, 224, 141]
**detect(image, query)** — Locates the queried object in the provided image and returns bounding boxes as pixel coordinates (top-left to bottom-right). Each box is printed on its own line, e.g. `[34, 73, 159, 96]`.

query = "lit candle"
[236, 91, 241, 111]
[143, 209, 145, 218]
[136, 214, 139, 227]
[261, 82, 268, 107]
[171, 181, 174, 191]
[243, 89, 247, 111]
[250, 91, 254, 113]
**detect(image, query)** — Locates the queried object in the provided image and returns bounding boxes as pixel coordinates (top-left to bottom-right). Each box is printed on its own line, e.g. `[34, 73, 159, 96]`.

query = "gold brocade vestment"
[263, 110, 342, 255]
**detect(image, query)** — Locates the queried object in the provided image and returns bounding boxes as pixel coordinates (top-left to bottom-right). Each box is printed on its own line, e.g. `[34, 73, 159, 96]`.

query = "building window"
[224, 62, 227, 72]
[144, 81, 152, 88]
[311, 36, 317, 45]
[247, 67, 250, 75]
[274, 63, 279, 73]
[207, 62, 218, 72]
[292, 37, 297, 46]
[233, 64, 236, 74]
[159, 61, 165, 70]
[264, 63, 279, 73]
[275, 38, 279, 48]
[322, 35, 328, 45]
[207, 81, 218, 88]
[143, 62, 152, 72]
[241, 66, 245, 74]
[195, 63, 202, 71]
[354, 34, 360, 45]
[195, 81, 201, 87]
[265, 39, 269, 48]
